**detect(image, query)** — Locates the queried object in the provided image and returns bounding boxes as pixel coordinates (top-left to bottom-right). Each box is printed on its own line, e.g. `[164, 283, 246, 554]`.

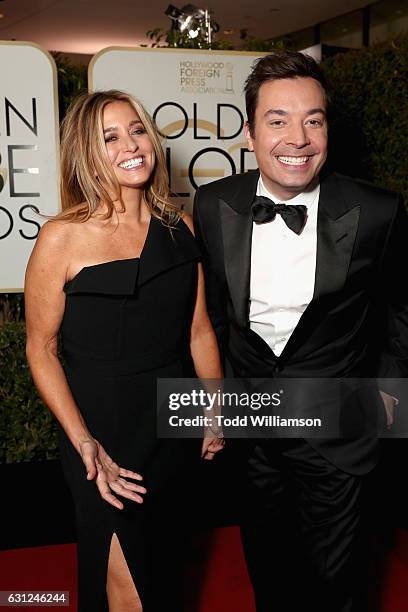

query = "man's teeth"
[277, 156, 309, 165]
[119, 157, 143, 169]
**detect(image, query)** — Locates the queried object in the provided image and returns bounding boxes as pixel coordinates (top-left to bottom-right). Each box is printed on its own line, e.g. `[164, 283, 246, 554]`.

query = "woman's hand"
[79, 439, 147, 510]
[201, 435, 225, 461]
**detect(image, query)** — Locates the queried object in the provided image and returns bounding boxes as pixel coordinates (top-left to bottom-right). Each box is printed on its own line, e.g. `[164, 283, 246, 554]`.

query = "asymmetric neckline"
[64, 215, 153, 289]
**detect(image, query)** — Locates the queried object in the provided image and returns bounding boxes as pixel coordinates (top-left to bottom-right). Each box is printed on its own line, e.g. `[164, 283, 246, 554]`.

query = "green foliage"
[321, 35, 408, 201]
[240, 36, 291, 52]
[0, 294, 25, 326]
[211, 39, 236, 51]
[51, 52, 88, 120]
[145, 28, 169, 48]
[0, 322, 58, 463]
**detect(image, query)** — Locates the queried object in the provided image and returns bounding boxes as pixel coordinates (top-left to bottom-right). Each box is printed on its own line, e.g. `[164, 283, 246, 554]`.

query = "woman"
[25, 90, 224, 612]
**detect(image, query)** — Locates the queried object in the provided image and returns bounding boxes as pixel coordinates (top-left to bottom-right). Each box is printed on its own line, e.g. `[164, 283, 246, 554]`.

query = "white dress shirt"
[249, 176, 320, 356]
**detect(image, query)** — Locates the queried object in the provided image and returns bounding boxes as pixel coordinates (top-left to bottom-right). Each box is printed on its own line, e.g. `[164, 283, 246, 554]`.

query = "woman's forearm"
[26, 345, 93, 453]
[190, 327, 223, 379]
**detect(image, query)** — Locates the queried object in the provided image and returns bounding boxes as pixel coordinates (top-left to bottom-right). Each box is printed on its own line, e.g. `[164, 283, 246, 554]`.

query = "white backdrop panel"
[90, 47, 269, 212]
[0, 42, 60, 292]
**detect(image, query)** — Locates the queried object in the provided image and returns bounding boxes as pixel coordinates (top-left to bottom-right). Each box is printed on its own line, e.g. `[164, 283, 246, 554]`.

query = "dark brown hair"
[244, 50, 329, 135]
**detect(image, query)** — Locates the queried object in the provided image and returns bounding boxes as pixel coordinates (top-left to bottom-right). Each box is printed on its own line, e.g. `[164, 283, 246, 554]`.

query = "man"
[193, 51, 408, 611]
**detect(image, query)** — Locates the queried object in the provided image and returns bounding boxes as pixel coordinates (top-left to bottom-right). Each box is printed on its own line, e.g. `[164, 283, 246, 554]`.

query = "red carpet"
[1, 527, 408, 611]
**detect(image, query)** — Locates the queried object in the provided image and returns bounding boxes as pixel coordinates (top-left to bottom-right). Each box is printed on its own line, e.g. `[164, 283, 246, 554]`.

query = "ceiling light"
[178, 4, 205, 32]
[165, 5, 182, 20]
[164, 3, 219, 47]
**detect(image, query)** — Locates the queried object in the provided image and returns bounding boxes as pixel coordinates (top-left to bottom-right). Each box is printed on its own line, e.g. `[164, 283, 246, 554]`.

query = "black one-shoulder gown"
[59, 217, 201, 611]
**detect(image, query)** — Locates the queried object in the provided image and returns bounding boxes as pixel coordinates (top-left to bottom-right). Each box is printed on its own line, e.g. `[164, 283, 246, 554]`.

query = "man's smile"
[276, 155, 312, 167]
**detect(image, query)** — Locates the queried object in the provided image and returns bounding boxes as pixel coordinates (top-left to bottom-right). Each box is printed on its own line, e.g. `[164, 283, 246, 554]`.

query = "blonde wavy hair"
[56, 90, 181, 225]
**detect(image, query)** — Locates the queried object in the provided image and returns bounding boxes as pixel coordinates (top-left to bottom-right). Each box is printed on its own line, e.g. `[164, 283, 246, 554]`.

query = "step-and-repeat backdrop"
[0, 42, 60, 291]
[89, 47, 266, 212]
[0, 42, 320, 291]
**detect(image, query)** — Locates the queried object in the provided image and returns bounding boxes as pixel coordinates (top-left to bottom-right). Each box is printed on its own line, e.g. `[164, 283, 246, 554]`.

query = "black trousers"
[240, 439, 368, 612]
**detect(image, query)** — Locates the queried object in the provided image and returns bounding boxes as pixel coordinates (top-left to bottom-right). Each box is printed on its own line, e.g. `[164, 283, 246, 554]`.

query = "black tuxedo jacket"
[194, 170, 408, 475]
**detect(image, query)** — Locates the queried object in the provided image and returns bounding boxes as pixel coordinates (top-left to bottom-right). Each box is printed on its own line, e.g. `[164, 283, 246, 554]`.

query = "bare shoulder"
[36, 218, 73, 250]
[181, 212, 195, 235]
[27, 218, 82, 285]
[35, 213, 92, 254]
[25, 219, 79, 332]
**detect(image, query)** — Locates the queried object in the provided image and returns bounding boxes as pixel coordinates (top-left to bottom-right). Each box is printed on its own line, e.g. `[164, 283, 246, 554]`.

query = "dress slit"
[107, 532, 143, 611]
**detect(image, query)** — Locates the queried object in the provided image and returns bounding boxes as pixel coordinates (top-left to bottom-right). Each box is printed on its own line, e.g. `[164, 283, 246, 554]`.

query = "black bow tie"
[251, 196, 307, 234]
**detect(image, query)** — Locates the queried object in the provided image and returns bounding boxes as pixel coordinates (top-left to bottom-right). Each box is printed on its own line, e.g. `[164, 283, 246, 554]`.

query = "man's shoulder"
[326, 172, 400, 206]
[196, 169, 259, 199]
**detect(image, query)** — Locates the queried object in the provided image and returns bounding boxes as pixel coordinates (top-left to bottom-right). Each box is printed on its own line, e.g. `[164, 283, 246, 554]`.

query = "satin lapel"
[219, 200, 253, 327]
[280, 174, 361, 361]
[313, 204, 360, 299]
[219, 170, 259, 328]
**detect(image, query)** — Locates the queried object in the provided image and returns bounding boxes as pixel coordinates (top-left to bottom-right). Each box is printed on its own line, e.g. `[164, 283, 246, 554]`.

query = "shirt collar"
[257, 175, 320, 210]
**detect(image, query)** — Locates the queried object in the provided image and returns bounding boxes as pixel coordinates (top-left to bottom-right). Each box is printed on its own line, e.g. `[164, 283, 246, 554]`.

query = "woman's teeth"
[119, 157, 143, 169]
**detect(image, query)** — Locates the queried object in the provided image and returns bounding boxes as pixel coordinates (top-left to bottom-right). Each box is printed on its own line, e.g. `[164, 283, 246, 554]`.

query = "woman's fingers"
[96, 470, 130, 509]
[98, 482, 124, 509]
[118, 467, 144, 481]
[99, 455, 144, 483]
[210, 437, 225, 449]
[117, 477, 147, 494]
[201, 436, 225, 459]
[202, 443, 224, 459]
[85, 440, 147, 507]
[109, 479, 145, 504]
[204, 451, 215, 461]
[95, 462, 146, 506]
[94, 467, 123, 509]
[211, 439, 225, 452]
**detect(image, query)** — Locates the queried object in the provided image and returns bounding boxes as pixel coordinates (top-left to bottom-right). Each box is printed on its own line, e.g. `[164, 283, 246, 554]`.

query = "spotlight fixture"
[165, 4, 182, 20]
[164, 3, 219, 47]
[178, 4, 205, 32]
